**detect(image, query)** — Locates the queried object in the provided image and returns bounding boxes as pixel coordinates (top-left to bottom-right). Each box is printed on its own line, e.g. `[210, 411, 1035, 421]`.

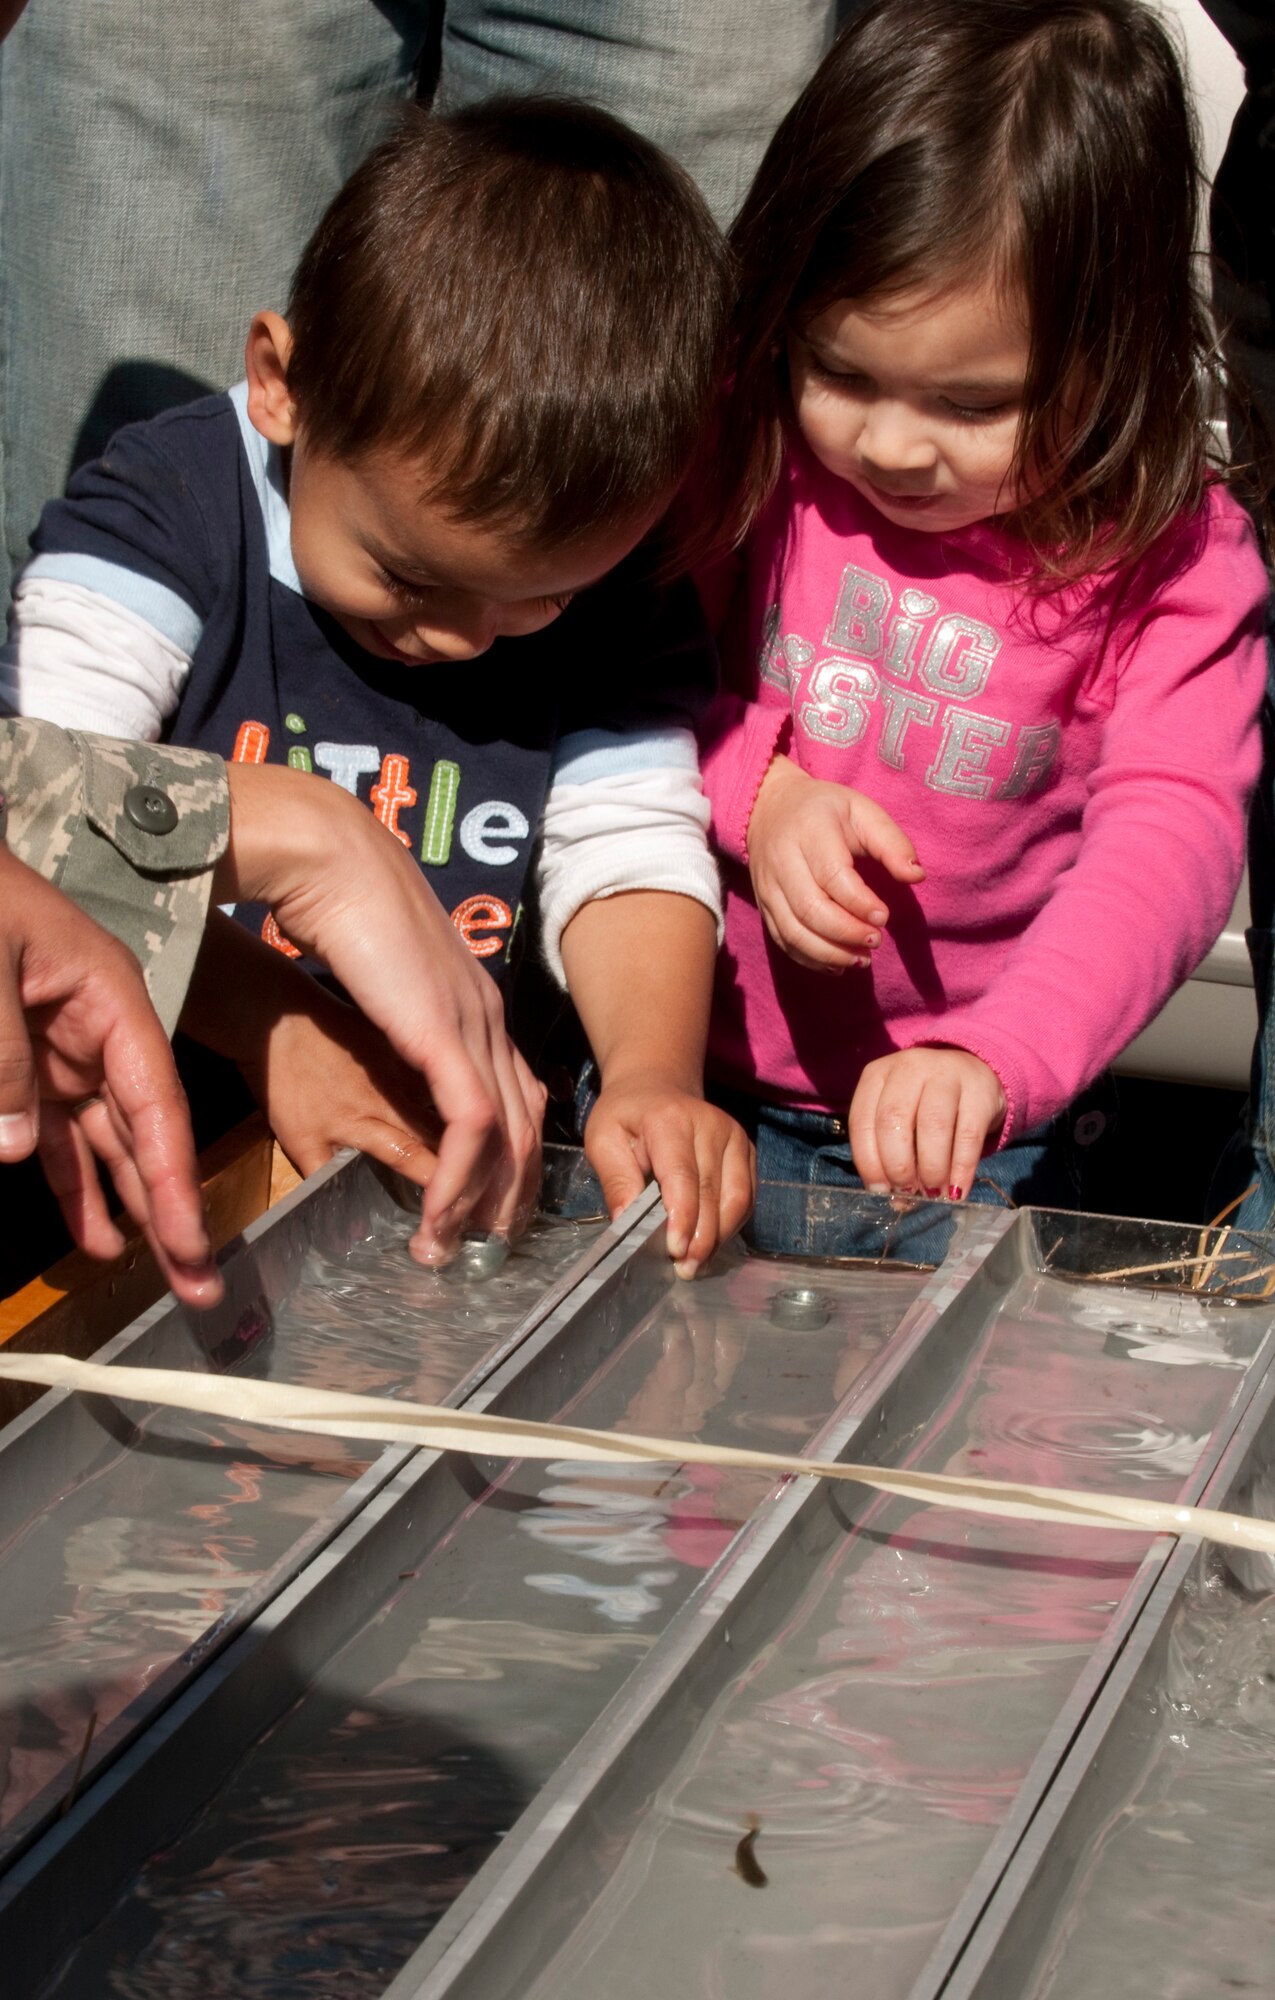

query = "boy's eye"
[376, 564, 437, 606]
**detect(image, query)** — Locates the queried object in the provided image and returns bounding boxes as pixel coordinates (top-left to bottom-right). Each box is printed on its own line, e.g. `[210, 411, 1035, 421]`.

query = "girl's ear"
[244, 311, 297, 446]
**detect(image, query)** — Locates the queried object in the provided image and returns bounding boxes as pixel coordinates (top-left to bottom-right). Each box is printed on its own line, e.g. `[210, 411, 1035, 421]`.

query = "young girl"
[697, 0, 1271, 1222]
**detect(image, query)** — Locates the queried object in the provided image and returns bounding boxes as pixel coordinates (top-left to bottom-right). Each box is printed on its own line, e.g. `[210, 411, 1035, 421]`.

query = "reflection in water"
[40, 1249, 924, 1998]
[529, 1276, 1262, 2000]
[0, 1206, 601, 1839]
[1016, 1547, 1275, 1999]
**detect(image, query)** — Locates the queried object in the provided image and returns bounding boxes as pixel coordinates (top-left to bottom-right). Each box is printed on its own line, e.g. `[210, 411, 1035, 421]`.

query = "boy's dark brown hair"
[285, 97, 731, 553]
[720, 0, 1253, 585]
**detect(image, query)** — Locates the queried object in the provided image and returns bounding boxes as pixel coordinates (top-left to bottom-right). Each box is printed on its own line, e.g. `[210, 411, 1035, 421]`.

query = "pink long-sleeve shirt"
[699, 440, 1268, 1142]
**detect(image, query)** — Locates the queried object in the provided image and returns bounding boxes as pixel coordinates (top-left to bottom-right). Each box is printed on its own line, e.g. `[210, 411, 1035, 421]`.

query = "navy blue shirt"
[28, 388, 715, 982]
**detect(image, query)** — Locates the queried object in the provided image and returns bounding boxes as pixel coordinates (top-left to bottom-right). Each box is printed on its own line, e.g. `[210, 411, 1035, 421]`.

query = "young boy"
[5, 98, 753, 1270]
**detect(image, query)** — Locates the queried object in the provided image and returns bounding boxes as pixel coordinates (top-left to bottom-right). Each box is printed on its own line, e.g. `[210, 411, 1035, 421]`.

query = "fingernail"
[673, 1257, 700, 1281]
[410, 1230, 456, 1268]
[863, 932, 880, 949]
[924, 1186, 941, 1199]
[667, 1233, 690, 1261]
[949, 1184, 964, 1201]
[869, 907, 888, 924]
[866, 1181, 890, 1194]
[0, 1111, 37, 1156]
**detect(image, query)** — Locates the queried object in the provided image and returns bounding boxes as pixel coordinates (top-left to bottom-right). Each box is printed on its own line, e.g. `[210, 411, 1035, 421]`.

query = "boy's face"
[288, 436, 648, 666]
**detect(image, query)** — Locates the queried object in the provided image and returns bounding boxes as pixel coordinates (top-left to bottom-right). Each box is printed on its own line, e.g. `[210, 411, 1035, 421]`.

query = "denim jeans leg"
[0, 0, 430, 600]
[435, 0, 838, 228]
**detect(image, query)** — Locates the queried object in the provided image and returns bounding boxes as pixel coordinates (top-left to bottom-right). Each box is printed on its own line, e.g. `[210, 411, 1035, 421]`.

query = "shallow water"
[1015, 1551, 1275, 1998]
[527, 1274, 1264, 2000]
[0, 1203, 601, 1840]
[38, 1248, 928, 1999]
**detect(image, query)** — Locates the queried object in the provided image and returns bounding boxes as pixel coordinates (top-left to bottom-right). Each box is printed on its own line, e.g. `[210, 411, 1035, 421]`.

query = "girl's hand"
[746, 754, 924, 971]
[849, 1047, 1006, 1199]
[583, 1074, 756, 1278]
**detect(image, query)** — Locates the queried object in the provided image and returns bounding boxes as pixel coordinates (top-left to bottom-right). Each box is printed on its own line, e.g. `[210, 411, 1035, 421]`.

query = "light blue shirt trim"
[551, 725, 699, 786]
[23, 553, 204, 656]
[228, 379, 303, 596]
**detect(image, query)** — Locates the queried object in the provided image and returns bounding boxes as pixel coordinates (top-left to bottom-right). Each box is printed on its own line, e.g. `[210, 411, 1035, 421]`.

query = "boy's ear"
[244, 311, 297, 446]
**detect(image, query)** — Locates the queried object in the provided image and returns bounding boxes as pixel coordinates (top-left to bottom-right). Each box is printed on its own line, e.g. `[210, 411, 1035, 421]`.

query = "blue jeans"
[0, 0, 838, 600]
[1211, 594, 1275, 1233]
[712, 1080, 1118, 1263]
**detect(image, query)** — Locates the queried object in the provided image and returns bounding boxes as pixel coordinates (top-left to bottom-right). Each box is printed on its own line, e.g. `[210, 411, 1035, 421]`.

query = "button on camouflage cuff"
[0, 718, 230, 1035]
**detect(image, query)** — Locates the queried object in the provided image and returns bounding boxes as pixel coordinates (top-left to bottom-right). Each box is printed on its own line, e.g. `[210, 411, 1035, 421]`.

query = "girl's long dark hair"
[718, 0, 1260, 585]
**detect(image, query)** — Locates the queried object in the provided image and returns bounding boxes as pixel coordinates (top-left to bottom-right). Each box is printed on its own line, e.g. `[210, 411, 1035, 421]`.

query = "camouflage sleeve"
[0, 717, 229, 1034]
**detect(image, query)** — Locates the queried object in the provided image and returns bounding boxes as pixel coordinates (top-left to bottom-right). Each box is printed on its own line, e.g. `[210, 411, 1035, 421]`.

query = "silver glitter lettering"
[884, 589, 939, 682]
[919, 613, 1002, 700]
[877, 685, 938, 769]
[799, 656, 879, 746]
[823, 564, 890, 659]
[926, 707, 1011, 798]
[996, 722, 1061, 800]
[757, 605, 787, 691]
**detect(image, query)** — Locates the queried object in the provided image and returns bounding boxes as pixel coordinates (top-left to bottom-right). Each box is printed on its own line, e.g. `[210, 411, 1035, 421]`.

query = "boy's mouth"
[368, 622, 438, 665]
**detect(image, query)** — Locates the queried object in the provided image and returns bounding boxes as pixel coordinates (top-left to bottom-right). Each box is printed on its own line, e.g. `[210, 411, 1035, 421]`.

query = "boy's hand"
[584, 1072, 755, 1278]
[849, 1047, 1006, 1200]
[238, 985, 444, 1200]
[0, 846, 221, 1307]
[747, 754, 924, 971]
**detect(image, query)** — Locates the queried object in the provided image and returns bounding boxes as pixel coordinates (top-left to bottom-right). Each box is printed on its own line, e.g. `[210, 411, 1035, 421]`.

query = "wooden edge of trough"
[0, 1115, 302, 1428]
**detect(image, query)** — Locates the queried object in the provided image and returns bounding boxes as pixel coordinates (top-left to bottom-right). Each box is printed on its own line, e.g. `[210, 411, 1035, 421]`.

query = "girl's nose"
[857, 401, 938, 474]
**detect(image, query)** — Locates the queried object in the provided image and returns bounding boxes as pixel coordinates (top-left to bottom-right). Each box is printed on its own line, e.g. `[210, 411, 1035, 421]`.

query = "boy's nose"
[414, 604, 499, 660]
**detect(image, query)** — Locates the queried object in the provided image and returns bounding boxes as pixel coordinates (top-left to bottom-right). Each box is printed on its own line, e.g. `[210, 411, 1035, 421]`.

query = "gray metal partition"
[2, 1172, 1273, 1999]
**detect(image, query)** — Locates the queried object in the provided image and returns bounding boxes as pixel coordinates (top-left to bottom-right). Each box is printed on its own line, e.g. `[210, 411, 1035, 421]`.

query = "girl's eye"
[376, 564, 437, 606]
[810, 359, 869, 393]
[941, 398, 1014, 423]
[536, 593, 576, 615]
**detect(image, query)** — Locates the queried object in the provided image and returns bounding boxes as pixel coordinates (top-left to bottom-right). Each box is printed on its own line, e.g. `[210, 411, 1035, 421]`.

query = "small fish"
[733, 1813, 767, 1888]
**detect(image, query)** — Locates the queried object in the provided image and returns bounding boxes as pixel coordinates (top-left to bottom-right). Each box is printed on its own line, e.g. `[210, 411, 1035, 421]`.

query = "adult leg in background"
[436, 0, 838, 229]
[0, 1, 842, 604]
[0, 0, 433, 602]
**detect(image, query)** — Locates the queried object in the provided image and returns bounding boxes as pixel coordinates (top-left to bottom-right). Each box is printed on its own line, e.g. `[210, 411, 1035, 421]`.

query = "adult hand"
[747, 754, 924, 971]
[0, 846, 220, 1304]
[848, 1046, 1006, 1200]
[217, 764, 545, 1260]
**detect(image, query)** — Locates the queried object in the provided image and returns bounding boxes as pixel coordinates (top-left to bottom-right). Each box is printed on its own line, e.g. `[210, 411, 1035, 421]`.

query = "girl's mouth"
[864, 479, 942, 513]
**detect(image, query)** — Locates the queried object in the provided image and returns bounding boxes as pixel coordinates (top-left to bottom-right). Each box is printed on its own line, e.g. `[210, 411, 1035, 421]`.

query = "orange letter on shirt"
[371, 753, 417, 847]
[262, 912, 302, 958]
[451, 895, 512, 959]
[232, 720, 270, 764]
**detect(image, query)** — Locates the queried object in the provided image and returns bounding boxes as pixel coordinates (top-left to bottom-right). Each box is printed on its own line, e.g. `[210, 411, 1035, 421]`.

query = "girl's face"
[788, 277, 1031, 534]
